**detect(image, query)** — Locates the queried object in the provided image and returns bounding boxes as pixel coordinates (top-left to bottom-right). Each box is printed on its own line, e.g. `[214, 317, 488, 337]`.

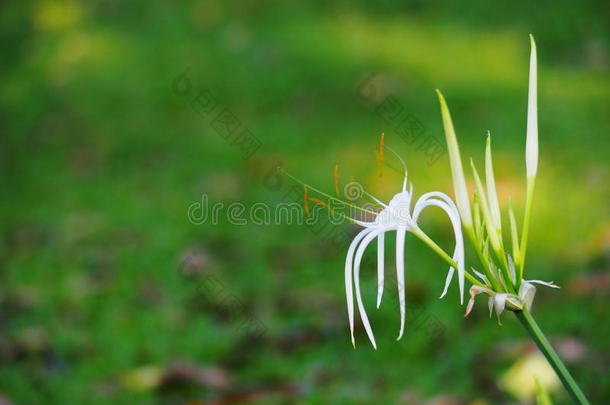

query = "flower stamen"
[334, 164, 340, 196]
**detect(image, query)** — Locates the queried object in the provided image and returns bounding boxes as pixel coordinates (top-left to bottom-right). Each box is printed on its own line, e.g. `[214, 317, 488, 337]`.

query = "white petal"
[440, 267, 455, 299]
[464, 285, 493, 317]
[519, 281, 537, 311]
[494, 293, 508, 324]
[413, 194, 465, 304]
[345, 228, 373, 347]
[465, 297, 475, 317]
[526, 279, 560, 288]
[472, 267, 488, 284]
[354, 229, 384, 349]
[396, 226, 407, 340]
[376, 232, 385, 309]
[366, 192, 388, 208]
[354, 219, 377, 227]
[488, 296, 494, 318]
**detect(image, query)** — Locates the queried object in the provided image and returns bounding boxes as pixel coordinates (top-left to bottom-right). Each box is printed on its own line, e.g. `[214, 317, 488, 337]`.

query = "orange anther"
[308, 197, 330, 210]
[334, 164, 340, 196]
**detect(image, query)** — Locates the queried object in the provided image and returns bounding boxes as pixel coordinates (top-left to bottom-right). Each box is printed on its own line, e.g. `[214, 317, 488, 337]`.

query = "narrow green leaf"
[485, 132, 502, 232]
[435, 90, 472, 227]
[470, 159, 500, 251]
[520, 35, 539, 277]
[508, 203, 521, 267]
[481, 235, 490, 263]
[473, 190, 482, 239]
[472, 159, 515, 292]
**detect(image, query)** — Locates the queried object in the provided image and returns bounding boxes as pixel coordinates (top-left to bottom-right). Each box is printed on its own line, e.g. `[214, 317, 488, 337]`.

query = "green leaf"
[470, 159, 500, 251]
[520, 35, 539, 277]
[473, 189, 483, 239]
[508, 203, 521, 267]
[435, 90, 472, 227]
[485, 132, 502, 232]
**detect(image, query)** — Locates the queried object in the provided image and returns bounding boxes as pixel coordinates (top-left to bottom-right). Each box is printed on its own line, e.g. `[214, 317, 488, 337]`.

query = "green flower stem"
[515, 309, 590, 405]
[411, 226, 483, 287]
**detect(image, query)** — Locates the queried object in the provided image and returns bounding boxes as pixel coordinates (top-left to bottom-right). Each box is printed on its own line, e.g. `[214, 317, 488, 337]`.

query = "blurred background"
[1, 1, 609, 404]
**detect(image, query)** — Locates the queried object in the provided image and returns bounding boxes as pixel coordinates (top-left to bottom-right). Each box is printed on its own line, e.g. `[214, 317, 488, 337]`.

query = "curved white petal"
[518, 280, 559, 311]
[487, 296, 494, 318]
[440, 265, 456, 298]
[353, 219, 377, 227]
[518, 281, 537, 311]
[413, 194, 465, 304]
[345, 228, 373, 347]
[526, 279, 560, 288]
[464, 285, 492, 317]
[354, 229, 385, 349]
[471, 267, 488, 284]
[396, 226, 407, 340]
[376, 232, 385, 309]
[365, 191, 388, 208]
[494, 293, 508, 324]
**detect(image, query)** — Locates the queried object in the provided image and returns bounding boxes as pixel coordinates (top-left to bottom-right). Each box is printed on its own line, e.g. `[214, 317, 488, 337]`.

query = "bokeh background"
[1, 1, 609, 404]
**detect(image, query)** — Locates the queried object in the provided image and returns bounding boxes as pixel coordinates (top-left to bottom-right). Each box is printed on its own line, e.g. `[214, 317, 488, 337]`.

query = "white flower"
[465, 272, 559, 323]
[519, 279, 560, 311]
[345, 153, 465, 349]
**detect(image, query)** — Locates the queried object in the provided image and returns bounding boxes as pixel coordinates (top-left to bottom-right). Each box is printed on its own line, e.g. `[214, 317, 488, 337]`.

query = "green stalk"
[515, 309, 590, 405]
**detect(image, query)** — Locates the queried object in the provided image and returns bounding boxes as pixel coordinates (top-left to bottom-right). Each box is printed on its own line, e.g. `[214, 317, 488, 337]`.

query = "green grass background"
[1, 1, 609, 404]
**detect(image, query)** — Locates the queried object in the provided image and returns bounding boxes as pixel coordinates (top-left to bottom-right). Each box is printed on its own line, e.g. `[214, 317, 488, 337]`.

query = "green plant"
[435, 35, 589, 405]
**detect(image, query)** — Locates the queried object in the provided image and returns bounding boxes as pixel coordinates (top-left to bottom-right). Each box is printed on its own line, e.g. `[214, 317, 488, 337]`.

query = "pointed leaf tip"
[435, 90, 472, 227]
[470, 159, 501, 251]
[485, 132, 502, 232]
[526, 34, 538, 179]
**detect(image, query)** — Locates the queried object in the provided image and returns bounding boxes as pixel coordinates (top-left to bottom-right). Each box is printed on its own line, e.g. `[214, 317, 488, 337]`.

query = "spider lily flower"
[345, 148, 466, 349]
[465, 272, 559, 324]
[519, 279, 559, 310]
